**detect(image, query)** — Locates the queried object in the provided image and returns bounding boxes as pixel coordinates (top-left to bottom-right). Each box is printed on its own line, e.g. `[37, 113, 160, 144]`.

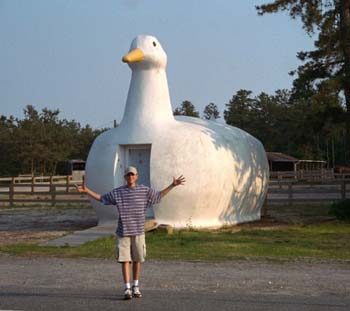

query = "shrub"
[329, 199, 350, 221]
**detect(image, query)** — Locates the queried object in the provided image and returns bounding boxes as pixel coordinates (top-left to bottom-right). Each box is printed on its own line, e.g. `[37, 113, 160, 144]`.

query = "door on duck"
[124, 144, 154, 218]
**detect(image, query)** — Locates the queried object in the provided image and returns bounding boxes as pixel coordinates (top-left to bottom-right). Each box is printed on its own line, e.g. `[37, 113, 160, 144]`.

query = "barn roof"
[266, 152, 299, 163]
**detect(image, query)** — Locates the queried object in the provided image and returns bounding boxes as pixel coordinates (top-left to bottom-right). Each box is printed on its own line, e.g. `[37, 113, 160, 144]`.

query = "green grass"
[1, 221, 349, 262]
[146, 222, 350, 261]
[0, 237, 113, 258]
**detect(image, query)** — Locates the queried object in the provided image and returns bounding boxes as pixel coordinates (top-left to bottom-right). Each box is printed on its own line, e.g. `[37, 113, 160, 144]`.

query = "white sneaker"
[124, 288, 132, 300]
[132, 286, 142, 298]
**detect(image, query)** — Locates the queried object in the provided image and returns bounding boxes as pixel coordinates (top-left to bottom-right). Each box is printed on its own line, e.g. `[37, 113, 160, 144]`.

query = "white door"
[126, 145, 154, 218]
[127, 148, 151, 186]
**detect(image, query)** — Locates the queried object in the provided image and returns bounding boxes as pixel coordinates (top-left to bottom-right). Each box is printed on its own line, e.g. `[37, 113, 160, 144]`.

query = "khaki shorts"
[115, 234, 146, 263]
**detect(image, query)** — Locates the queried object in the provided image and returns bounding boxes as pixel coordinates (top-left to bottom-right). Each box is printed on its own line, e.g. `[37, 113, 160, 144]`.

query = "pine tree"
[173, 100, 200, 118]
[257, 0, 350, 163]
[203, 103, 220, 120]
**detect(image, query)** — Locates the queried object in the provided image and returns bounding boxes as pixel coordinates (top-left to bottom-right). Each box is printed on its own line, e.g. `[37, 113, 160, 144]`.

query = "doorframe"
[122, 144, 152, 169]
[117, 144, 152, 185]
[118, 144, 154, 218]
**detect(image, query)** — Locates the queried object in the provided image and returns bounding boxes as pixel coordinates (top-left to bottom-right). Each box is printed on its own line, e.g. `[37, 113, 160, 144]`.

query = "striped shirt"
[101, 184, 161, 237]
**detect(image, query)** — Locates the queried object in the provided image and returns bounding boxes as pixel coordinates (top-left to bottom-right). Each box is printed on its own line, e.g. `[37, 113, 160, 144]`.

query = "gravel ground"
[0, 206, 98, 245]
[0, 257, 349, 298]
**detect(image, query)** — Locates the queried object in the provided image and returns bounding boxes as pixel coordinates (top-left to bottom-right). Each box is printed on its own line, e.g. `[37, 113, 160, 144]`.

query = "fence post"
[9, 177, 15, 206]
[50, 176, 56, 206]
[31, 176, 35, 193]
[66, 175, 70, 192]
[288, 182, 293, 206]
[341, 180, 346, 200]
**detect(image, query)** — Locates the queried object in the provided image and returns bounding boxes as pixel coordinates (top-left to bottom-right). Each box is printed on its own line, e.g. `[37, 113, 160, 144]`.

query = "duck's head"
[122, 35, 167, 70]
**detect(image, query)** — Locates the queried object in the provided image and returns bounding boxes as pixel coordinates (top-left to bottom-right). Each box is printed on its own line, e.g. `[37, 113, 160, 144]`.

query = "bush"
[329, 199, 350, 221]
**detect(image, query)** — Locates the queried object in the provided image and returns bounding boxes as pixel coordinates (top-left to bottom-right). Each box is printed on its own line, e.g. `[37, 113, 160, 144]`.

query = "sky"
[0, 0, 315, 129]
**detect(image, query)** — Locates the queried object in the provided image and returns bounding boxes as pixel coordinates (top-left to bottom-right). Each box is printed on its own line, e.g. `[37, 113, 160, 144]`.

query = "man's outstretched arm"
[160, 175, 186, 198]
[76, 183, 102, 202]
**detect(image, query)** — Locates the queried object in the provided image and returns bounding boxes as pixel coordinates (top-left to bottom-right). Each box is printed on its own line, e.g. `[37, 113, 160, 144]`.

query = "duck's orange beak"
[122, 48, 144, 63]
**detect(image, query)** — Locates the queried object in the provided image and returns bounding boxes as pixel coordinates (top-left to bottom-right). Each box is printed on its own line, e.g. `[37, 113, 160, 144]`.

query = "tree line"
[256, 0, 350, 164]
[0, 105, 105, 176]
[173, 87, 347, 167]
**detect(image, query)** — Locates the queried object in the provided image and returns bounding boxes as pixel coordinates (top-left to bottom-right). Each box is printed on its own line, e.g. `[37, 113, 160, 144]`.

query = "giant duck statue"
[86, 35, 269, 228]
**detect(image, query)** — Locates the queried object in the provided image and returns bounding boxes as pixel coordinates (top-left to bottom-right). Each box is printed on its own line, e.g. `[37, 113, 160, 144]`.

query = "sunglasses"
[126, 172, 136, 176]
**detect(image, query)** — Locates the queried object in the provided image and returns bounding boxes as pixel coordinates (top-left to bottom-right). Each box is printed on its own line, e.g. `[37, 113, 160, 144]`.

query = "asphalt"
[0, 257, 349, 311]
[1, 287, 349, 311]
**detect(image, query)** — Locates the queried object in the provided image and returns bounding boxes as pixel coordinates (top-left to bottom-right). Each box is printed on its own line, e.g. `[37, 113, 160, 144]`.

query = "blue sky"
[0, 0, 314, 128]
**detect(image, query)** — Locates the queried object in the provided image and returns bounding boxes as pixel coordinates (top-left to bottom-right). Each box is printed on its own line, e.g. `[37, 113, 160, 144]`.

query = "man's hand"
[160, 175, 186, 198]
[172, 175, 186, 187]
[75, 183, 102, 201]
[75, 183, 86, 193]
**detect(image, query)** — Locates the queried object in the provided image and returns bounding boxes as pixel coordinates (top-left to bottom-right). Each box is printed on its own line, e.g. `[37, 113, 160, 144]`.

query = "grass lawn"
[147, 222, 350, 261]
[1, 220, 349, 262]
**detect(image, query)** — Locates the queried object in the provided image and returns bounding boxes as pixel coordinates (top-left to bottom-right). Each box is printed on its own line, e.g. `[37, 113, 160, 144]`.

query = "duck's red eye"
[153, 41, 157, 47]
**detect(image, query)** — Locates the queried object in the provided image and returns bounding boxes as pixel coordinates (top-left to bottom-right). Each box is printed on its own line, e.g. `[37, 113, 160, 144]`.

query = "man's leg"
[133, 261, 141, 281]
[132, 261, 142, 298]
[122, 261, 131, 284]
[117, 236, 133, 299]
[131, 235, 145, 298]
[122, 262, 133, 299]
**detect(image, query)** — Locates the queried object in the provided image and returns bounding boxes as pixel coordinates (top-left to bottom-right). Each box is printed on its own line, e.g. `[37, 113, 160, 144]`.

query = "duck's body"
[86, 35, 269, 227]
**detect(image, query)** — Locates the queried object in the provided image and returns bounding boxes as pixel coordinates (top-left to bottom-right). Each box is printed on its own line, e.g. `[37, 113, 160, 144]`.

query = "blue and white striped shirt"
[101, 184, 161, 237]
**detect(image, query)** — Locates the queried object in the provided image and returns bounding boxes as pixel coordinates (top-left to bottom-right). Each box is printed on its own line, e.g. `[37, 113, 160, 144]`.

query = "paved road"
[0, 257, 349, 311]
[1, 287, 349, 311]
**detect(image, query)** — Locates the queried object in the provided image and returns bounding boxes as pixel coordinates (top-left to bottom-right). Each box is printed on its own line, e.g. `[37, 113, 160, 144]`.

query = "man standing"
[76, 166, 185, 299]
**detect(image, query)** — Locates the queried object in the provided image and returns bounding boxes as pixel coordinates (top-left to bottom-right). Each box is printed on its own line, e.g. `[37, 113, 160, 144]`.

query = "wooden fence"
[267, 179, 350, 205]
[0, 175, 88, 206]
[0, 175, 349, 206]
[269, 169, 350, 181]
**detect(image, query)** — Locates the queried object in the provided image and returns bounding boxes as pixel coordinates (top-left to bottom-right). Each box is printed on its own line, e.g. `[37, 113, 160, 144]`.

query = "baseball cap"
[124, 166, 138, 175]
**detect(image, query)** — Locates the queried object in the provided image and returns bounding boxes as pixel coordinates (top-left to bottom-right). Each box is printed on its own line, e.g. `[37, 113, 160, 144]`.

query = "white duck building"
[86, 35, 269, 228]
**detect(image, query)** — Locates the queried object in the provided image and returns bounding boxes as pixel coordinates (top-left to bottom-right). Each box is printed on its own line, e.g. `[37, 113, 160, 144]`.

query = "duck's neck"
[120, 68, 175, 129]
